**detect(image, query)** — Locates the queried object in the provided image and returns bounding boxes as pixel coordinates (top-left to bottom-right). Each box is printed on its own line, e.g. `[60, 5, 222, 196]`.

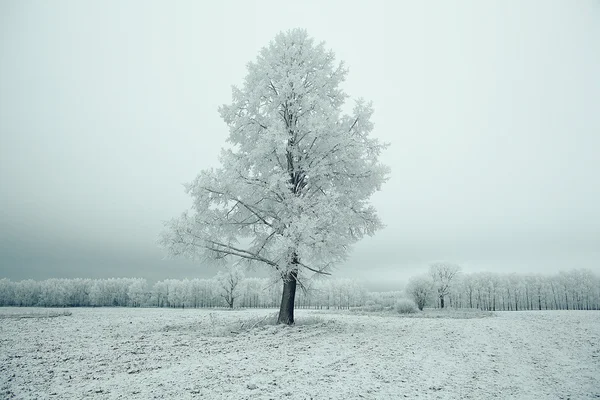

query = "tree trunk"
[440, 295, 445, 309]
[278, 269, 298, 325]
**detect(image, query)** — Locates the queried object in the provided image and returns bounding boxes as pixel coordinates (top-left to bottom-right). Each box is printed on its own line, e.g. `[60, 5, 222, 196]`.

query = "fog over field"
[1, 1, 599, 288]
[1, 3, 599, 398]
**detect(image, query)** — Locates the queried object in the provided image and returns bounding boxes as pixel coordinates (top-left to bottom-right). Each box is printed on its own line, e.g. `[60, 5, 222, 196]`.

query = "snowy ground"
[1, 308, 598, 399]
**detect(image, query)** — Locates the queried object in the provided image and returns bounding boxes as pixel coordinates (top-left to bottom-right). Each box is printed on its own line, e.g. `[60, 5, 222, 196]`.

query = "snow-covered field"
[1, 308, 598, 399]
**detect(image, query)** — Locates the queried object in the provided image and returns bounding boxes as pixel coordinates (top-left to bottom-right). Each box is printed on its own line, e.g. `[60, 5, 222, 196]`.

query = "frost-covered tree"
[0, 279, 14, 306]
[160, 29, 389, 324]
[429, 262, 461, 309]
[215, 265, 245, 308]
[127, 278, 148, 307]
[405, 275, 432, 311]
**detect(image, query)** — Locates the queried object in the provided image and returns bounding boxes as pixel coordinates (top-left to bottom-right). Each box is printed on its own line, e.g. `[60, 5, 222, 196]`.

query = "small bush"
[361, 300, 384, 312]
[395, 298, 418, 314]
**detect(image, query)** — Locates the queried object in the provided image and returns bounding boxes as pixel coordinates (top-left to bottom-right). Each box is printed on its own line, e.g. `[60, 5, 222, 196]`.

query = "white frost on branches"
[430, 262, 461, 308]
[215, 265, 245, 308]
[160, 29, 389, 279]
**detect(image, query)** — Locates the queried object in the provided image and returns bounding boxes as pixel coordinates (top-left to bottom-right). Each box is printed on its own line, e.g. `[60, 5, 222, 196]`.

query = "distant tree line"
[407, 265, 600, 311]
[1, 268, 598, 311]
[0, 268, 370, 309]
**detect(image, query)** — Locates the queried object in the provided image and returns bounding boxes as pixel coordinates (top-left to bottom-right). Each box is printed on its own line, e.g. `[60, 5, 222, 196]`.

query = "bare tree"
[215, 265, 245, 309]
[429, 262, 461, 309]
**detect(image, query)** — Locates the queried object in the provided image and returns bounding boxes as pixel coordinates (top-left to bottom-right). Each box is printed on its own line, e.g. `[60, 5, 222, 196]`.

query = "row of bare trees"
[1, 267, 597, 311]
[0, 269, 369, 310]
[407, 265, 600, 311]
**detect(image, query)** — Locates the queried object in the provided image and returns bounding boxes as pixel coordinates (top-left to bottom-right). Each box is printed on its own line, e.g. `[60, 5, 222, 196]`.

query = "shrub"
[362, 300, 384, 312]
[395, 298, 418, 314]
[406, 275, 432, 311]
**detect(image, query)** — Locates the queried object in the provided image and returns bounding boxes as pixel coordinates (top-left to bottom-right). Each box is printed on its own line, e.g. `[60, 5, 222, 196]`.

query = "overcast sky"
[1, 1, 598, 289]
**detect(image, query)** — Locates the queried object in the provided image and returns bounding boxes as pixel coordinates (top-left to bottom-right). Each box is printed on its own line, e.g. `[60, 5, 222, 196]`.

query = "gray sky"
[1, 1, 599, 289]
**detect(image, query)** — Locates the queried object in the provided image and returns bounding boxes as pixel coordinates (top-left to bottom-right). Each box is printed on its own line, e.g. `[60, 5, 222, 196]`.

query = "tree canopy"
[160, 29, 389, 323]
